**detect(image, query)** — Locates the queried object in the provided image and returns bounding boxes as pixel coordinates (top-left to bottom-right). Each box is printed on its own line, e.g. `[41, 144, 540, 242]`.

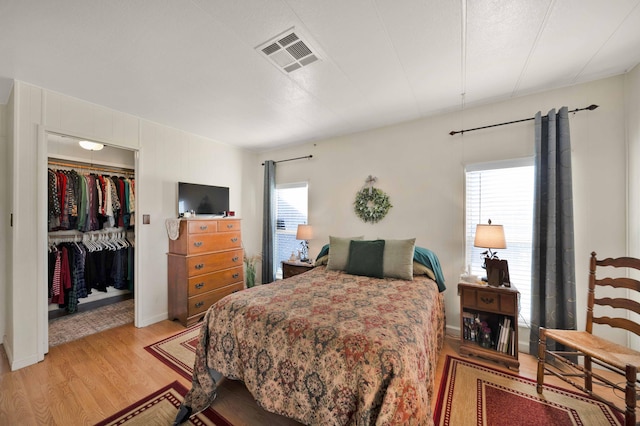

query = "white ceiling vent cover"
[257, 29, 319, 73]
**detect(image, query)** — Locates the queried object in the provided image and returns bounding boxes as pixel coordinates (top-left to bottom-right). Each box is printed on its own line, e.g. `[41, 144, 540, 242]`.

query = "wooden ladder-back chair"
[536, 252, 640, 426]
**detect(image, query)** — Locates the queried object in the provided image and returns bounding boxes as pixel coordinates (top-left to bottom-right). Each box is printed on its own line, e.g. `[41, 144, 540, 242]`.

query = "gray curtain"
[529, 106, 577, 355]
[261, 160, 276, 284]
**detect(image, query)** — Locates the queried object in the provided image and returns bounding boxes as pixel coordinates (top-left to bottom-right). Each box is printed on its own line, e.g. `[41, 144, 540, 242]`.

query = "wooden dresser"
[168, 218, 244, 326]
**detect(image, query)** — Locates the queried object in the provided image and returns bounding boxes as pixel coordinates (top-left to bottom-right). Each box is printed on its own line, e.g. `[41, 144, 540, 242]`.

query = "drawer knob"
[480, 296, 494, 305]
[227, 224, 233, 229]
[231, 237, 238, 243]
[195, 263, 204, 270]
[195, 301, 204, 308]
[232, 273, 239, 279]
[195, 282, 204, 289]
[194, 241, 203, 247]
[232, 256, 239, 262]
[200, 225, 208, 230]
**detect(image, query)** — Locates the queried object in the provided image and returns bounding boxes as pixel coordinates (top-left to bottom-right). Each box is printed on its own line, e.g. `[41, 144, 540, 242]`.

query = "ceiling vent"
[257, 29, 319, 73]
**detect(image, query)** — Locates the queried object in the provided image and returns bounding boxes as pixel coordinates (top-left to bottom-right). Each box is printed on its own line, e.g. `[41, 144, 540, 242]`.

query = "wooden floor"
[0, 323, 625, 425]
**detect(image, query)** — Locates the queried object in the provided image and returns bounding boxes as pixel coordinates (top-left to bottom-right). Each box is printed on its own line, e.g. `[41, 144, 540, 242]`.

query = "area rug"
[49, 298, 134, 347]
[434, 356, 623, 425]
[95, 380, 232, 425]
[144, 323, 201, 380]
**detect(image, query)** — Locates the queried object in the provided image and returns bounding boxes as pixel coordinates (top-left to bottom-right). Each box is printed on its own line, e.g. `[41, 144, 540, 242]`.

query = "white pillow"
[326, 236, 364, 271]
[382, 238, 416, 280]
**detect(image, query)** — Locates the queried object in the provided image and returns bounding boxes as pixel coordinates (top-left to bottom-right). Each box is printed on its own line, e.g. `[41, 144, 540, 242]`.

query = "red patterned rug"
[144, 324, 201, 380]
[434, 356, 624, 426]
[95, 381, 231, 425]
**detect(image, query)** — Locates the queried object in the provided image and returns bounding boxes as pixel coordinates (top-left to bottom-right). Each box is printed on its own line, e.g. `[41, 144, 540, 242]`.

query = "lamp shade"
[296, 224, 313, 240]
[474, 224, 506, 249]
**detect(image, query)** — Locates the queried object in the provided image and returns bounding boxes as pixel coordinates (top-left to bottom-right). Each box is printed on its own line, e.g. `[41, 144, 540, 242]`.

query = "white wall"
[3, 89, 14, 362]
[136, 120, 251, 325]
[254, 75, 630, 349]
[5, 81, 253, 370]
[625, 65, 640, 350]
[0, 103, 7, 346]
[626, 64, 640, 261]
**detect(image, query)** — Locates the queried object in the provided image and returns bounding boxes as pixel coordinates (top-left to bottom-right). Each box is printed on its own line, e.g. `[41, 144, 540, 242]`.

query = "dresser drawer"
[499, 293, 517, 315]
[462, 286, 517, 315]
[461, 288, 477, 308]
[188, 220, 218, 234]
[477, 290, 499, 311]
[187, 266, 244, 296]
[188, 282, 244, 317]
[218, 220, 241, 232]
[186, 249, 243, 277]
[187, 231, 242, 254]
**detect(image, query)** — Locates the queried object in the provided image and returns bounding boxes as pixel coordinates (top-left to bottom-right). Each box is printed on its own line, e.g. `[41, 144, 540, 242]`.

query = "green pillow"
[346, 240, 385, 278]
[327, 236, 364, 271]
[382, 238, 415, 280]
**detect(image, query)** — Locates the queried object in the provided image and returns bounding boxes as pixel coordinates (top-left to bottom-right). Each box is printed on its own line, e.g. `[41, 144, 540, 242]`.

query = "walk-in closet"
[46, 133, 136, 346]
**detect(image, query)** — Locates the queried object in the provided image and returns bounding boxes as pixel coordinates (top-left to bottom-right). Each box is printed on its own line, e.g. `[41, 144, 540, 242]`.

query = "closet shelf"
[48, 158, 134, 177]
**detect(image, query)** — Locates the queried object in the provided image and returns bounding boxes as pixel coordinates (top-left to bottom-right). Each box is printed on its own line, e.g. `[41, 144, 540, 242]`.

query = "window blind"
[465, 161, 534, 323]
[275, 182, 308, 276]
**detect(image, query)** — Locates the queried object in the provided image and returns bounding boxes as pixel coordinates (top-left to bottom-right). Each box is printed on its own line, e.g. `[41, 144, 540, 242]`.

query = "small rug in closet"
[94, 380, 232, 426]
[144, 323, 201, 381]
[434, 355, 623, 426]
[49, 298, 134, 347]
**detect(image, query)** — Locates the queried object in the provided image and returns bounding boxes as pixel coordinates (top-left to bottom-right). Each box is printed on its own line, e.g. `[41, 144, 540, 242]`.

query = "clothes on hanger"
[47, 162, 135, 317]
[48, 233, 134, 313]
[48, 168, 135, 232]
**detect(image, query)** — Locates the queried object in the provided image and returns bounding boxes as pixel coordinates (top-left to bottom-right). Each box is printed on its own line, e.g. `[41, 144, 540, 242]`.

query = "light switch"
[143, 214, 150, 224]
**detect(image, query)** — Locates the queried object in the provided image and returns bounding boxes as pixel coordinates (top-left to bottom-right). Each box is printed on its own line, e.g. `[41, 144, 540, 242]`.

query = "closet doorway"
[40, 130, 138, 350]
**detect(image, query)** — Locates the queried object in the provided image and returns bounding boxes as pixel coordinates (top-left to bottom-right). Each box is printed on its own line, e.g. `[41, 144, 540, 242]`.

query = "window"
[465, 159, 534, 323]
[275, 182, 308, 278]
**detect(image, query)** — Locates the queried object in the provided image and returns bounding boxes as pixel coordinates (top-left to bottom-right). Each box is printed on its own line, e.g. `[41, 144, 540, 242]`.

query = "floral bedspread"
[183, 266, 446, 425]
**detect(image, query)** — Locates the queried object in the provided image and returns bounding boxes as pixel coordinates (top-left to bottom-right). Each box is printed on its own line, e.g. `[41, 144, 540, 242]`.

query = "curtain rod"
[48, 159, 135, 177]
[449, 104, 599, 136]
[261, 155, 313, 166]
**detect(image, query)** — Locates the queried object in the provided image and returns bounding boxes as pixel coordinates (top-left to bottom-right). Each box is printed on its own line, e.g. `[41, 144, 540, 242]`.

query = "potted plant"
[244, 253, 260, 288]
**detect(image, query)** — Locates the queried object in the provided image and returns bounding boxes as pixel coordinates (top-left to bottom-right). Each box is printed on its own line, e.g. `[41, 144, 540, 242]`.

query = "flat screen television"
[178, 182, 229, 216]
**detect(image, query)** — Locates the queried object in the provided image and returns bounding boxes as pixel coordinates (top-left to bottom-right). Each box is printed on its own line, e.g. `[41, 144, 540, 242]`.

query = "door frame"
[36, 125, 140, 358]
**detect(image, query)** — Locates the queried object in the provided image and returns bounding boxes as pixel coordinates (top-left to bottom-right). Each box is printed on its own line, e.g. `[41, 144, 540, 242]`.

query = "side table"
[282, 261, 314, 279]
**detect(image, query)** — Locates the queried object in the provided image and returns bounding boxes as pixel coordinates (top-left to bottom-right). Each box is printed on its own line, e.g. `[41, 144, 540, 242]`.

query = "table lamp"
[296, 224, 313, 263]
[474, 219, 508, 286]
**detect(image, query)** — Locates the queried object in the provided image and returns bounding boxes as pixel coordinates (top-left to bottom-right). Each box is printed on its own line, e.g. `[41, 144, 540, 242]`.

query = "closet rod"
[48, 159, 134, 177]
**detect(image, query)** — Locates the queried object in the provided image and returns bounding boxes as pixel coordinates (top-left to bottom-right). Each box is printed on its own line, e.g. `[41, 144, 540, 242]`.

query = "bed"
[179, 239, 446, 425]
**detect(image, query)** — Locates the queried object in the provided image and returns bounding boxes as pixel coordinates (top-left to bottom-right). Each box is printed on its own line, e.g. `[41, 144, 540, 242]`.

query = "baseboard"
[136, 312, 169, 328]
[3, 339, 40, 371]
[446, 324, 460, 338]
[1, 339, 13, 368]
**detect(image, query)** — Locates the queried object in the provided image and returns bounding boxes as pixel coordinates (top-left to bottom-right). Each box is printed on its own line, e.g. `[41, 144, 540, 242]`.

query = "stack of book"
[462, 312, 478, 341]
[495, 317, 516, 356]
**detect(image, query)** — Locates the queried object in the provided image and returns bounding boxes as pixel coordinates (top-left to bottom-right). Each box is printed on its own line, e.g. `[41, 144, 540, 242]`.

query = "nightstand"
[282, 261, 314, 279]
[458, 282, 520, 370]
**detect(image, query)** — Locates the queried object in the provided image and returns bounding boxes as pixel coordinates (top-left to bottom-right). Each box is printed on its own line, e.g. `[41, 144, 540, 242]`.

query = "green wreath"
[354, 187, 392, 223]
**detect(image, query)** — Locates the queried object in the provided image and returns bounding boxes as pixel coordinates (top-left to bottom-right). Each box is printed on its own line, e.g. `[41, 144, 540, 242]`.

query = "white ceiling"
[1, 0, 639, 151]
